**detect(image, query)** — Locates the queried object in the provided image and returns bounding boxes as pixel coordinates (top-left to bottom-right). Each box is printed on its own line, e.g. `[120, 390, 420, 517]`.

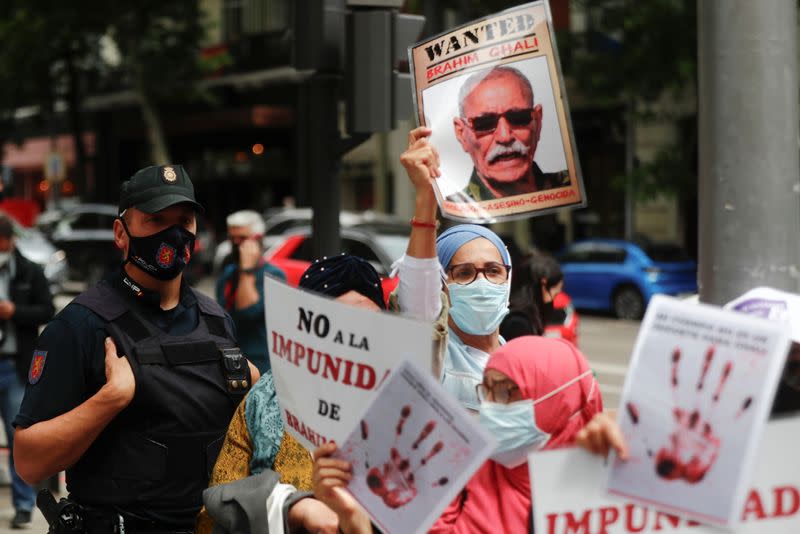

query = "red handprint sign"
[331, 360, 494, 534]
[360, 405, 449, 509]
[624, 346, 754, 485]
[608, 295, 791, 527]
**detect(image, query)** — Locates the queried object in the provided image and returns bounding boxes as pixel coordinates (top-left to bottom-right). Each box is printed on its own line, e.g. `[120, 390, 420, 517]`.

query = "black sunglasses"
[465, 108, 535, 134]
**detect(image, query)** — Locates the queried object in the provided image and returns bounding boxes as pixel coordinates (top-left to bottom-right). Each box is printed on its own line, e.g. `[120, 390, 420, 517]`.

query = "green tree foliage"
[0, 1, 210, 165]
[563, 0, 698, 200]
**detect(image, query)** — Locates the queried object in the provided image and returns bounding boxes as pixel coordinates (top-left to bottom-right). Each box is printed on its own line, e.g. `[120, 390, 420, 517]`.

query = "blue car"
[556, 239, 697, 320]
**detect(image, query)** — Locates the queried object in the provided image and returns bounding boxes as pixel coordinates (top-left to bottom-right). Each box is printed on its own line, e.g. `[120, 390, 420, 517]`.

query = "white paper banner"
[608, 295, 791, 527]
[530, 416, 800, 533]
[335, 360, 496, 534]
[264, 276, 436, 450]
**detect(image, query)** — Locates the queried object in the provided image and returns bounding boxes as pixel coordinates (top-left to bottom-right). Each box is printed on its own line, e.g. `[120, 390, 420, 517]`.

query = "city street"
[0, 285, 642, 531]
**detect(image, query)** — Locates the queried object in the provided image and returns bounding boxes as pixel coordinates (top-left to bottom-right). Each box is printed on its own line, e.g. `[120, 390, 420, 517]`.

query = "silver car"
[5, 215, 68, 294]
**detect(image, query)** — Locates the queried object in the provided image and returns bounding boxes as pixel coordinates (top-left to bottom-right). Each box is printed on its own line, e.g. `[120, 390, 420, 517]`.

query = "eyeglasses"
[465, 108, 536, 135]
[476, 381, 520, 404]
[447, 262, 510, 285]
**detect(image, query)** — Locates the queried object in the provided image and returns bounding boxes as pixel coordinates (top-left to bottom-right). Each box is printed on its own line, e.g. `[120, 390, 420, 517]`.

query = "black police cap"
[118, 164, 204, 215]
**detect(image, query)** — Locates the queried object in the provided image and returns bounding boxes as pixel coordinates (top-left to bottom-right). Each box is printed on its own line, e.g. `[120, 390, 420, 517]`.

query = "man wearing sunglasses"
[448, 65, 569, 203]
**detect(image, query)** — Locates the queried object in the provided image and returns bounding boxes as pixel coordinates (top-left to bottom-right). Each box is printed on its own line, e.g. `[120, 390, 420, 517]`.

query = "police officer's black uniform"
[15, 165, 252, 533]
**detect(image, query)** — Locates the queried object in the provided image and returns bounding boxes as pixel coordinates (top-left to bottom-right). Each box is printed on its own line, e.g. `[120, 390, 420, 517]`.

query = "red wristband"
[410, 217, 440, 229]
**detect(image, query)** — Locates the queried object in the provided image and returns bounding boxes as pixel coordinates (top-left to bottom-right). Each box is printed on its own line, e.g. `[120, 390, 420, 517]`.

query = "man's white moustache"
[487, 141, 529, 163]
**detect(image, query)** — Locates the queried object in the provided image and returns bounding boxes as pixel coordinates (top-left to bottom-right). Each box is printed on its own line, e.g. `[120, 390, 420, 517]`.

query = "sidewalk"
[0, 486, 47, 532]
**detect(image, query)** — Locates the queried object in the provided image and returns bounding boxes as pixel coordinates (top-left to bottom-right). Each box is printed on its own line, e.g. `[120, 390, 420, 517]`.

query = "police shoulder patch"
[29, 350, 47, 385]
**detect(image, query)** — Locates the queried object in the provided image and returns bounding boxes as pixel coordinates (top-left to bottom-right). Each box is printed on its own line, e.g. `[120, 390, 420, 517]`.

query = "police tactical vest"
[69, 280, 249, 521]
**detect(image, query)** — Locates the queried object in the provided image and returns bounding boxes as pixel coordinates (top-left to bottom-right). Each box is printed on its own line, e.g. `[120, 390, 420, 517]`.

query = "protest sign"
[334, 360, 495, 534]
[408, 1, 585, 223]
[529, 417, 800, 534]
[264, 277, 435, 451]
[607, 295, 791, 527]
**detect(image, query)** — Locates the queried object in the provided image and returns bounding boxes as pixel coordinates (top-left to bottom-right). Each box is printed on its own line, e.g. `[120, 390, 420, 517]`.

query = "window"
[561, 244, 626, 264]
[70, 213, 117, 231]
[342, 239, 386, 275]
[288, 238, 314, 262]
[586, 247, 626, 263]
[223, 0, 290, 41]
[644, 243, 690, 263]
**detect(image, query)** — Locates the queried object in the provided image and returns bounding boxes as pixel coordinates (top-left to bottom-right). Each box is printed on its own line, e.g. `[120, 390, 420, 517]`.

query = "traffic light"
[292, 0, 347, 72]
[346, 6, 425, 133]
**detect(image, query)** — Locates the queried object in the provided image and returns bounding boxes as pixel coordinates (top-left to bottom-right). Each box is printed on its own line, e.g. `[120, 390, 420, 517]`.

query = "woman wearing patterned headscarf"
[197, 255, 385, 534]
[392, 126, 514, 411]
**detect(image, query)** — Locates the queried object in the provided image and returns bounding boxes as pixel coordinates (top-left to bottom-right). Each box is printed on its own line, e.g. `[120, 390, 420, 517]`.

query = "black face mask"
[121, 219, 195, 281]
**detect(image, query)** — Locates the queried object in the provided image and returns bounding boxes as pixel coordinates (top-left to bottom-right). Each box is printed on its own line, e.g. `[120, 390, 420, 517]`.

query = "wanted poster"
[409, 1, 585, 223]
[264, 277, 435, 451]
[333, 360, 495, 534]
[529, 417, 800, 533]
[607, 295, 791, 527]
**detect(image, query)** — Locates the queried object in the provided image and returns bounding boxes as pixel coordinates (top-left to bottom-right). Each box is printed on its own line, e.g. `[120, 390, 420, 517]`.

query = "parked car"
[263, 226, 409, 303]
[2, 212, 68, 294]
[213, 208, 405, 273]
[557, 239, 697, 320]
[49, 203, 121, 285]
[46, 203, 214, 286]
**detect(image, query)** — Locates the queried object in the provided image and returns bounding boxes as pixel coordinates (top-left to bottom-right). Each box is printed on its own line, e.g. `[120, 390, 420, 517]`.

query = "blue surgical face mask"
[479, 370, 594, 469]
[448, 278, 510, 335]
[479, 400, 549, 468]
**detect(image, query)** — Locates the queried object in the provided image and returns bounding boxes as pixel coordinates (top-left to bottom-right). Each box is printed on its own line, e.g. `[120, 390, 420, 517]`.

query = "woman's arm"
[396, 127, 444, 322]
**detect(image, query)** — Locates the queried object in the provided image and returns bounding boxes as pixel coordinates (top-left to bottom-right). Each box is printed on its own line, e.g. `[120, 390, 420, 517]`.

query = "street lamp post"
[697, 1, 800, 304]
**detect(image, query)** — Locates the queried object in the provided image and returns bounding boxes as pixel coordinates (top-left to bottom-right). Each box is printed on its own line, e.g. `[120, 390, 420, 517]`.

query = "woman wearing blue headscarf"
[392, 126, 513, 411]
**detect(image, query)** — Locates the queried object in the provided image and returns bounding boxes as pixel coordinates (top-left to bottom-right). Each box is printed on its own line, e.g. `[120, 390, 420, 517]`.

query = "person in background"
[313, 336, 603, 534]
[0, 214, 54, 529]
[198, 254, 389, 534]
[216, 210, 285, 374]
[501, 252, 577, 345]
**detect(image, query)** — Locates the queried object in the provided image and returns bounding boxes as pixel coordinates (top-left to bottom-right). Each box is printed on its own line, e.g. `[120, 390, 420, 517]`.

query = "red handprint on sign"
[626, 346, 754, 485]
[360, 405, 449, 509]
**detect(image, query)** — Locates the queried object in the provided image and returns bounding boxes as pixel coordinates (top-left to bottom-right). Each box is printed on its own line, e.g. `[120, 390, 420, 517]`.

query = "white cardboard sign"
[264, 277, 436, 450]
[607, 296, 791, 527]
[530, 417, 800, 534]
[334, 360, 496, 534]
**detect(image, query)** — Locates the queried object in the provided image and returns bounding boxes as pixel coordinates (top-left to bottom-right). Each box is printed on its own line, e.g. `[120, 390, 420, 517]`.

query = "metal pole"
[624, 99, 635, 241]
[299, 74, 342, 259]
[697, 0, 800, 305]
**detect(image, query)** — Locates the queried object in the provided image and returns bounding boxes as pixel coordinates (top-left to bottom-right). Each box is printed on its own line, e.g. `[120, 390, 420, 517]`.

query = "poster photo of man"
[424, 58, 569, 204]
[409, 1, 586, 222]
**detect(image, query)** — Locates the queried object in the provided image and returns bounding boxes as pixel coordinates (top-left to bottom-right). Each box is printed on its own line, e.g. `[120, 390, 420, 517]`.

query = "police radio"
[221, 347, 250, 394]
[37, 489, 86, 533]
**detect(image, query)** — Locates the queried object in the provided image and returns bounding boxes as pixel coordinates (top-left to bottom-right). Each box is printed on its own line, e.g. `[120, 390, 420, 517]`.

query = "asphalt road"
[578, 313, 642, 410]
[1, 284, 640, 531]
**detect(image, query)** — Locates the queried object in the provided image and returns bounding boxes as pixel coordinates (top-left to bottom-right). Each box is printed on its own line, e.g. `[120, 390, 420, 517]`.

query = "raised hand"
[237, 239, 261, 271]
[400, 127, 441, 194]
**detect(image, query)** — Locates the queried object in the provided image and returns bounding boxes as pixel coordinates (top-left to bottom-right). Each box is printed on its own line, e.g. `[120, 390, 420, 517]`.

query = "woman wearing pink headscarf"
[312, 336, 603, 534]
[430, 336, 603, 533]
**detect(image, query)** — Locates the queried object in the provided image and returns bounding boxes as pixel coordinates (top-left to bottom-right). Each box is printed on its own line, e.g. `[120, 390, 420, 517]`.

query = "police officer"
[13, 165, 258, 533]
